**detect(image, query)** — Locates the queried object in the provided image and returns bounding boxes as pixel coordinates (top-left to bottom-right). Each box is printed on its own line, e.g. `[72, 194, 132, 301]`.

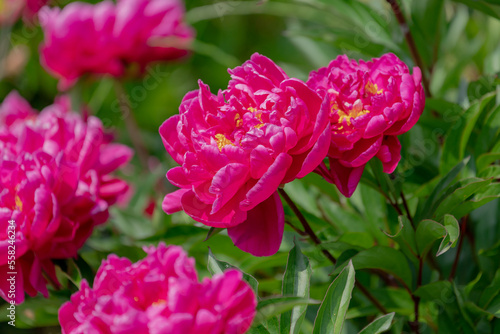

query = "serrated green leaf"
[280, 241, 312, 334]
[207, 248, 259, 293]
[358, 312, 395, 334]
[313, 261, 356, 334]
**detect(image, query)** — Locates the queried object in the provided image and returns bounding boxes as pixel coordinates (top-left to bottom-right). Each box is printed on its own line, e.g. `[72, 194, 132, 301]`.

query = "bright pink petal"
[228, 192, 284, 256]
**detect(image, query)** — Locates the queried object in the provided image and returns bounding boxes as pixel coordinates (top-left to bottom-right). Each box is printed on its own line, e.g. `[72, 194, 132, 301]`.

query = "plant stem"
[386, 0, 431, 98]
[278, 188, 337, 265]
[410, 257, 423, 334]
[448, 215, 468, 281]
[278, 188, 388, 314]
[114, 82, 150, 168]
[400, 191, 414, 227]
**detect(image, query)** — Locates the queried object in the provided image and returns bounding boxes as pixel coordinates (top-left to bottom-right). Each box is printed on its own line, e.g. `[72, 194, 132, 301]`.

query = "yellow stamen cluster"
[15, 195, 23, 211]
[215, 133, 234, 151]
[234, 113, 243, 127]
[332, 99, 370, 130]
[365, 82, 383, 95]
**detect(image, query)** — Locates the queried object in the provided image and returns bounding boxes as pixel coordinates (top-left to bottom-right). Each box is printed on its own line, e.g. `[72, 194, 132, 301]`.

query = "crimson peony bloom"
[307, 53, 425, 197]
[0, 91, 132, 304]
[59, 243, 257, 334]
[160, 53, 331, 256]
[39, 1, 122, 90]
[0, 0, 48, 25]
[114, 0, 195, 71]
[39, 0, 194, 90]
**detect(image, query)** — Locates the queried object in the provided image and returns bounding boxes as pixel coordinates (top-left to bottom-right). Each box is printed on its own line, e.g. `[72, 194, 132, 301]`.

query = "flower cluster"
[308, 53, 425, 197]
[0, 0, 48, 25]
[40, 0, 194, 89]
[160, 53, 331, 256]
[0, 91, 132, 304]
[160, 52, 424, 256]
[59, 243, 257, 334]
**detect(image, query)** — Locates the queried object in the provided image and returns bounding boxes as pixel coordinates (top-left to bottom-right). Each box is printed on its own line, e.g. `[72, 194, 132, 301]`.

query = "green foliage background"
[1, 0, 500, 333]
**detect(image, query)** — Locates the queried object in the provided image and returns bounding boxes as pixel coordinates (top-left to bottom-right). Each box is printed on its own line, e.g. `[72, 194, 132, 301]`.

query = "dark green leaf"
[385, 216, 418, 263]
[415, 219, 446, 257]
[313, 261, 356, 334]
[280, 241, 312, 334]
[207, 248, 259, 293]
[333, 246, 412, 288]
[254, 297, 319, 327]
[440, 93, 496, 174]
[358, 312, 395, 334]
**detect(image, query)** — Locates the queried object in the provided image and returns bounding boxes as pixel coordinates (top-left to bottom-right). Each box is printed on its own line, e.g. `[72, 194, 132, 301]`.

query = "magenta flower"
[59, 243, 257, 334]
[39, 1, 122, 90]
[160, 53, 331, 256]
[39, 0, 194, 90]
[307, 53, 425, 197]
[0, 91, 132, 304]
[0, 0, 48, 25]
[114, 0, 195, 71]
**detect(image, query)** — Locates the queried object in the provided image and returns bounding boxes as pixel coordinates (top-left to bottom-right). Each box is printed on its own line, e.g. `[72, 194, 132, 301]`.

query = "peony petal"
[228, 192, 284, 256]
[327, 159, 365, 197]
[240, 153, 292, 211]
[162, 188, 190, 214]
[376, 136, 401, 173]
[181, 190, 247, 228]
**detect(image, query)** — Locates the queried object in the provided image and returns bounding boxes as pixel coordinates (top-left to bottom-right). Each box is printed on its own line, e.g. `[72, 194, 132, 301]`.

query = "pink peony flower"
[160, 53, 331, 256]
[113, 0, 195, 71]
[307, 53, 425, 197]
[59, 243, 257, 334]
[0, 0, 48, 25]
[39, 0, 194, 90]
[39, 1, 122, 90]
[0, 91, 132, 304]
[24, 0, 49, 19]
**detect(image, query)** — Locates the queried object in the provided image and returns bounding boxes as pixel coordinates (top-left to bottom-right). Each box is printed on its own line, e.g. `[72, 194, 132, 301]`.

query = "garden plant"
[1, 0, 500, 333]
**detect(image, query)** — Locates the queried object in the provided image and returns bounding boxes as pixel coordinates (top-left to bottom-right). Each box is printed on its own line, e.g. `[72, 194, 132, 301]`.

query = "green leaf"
[416, 157, 470, 221]
[479, 269, 500, 310]
[358, 312, 395, 334]
[414, 280, 452, 301]
[476, 152, 500, 174]
[313, 261, 356, 334]
[436, 215, 460, 256]
[280, 241, 312, 334]
[440, 93, 496, 174]
[415, 219, 446, 257]
[452, 183, 500, 218]
[204, 227, 224, 241]
[451, 0, 500, 20]
[207, 248, 259, 293]
[332, 246, 413, 289]
[254, 297, 319, 328]
[385, 216, 418, 263]
[433, 178, 492, 219]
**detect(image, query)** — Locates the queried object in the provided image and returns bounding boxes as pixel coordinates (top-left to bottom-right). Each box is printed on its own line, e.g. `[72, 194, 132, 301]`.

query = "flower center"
[332, 99, 370, 130]
[365, 82, 383, 95]
[15, 195, 22, 211]
[215, 133, 234, 151]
